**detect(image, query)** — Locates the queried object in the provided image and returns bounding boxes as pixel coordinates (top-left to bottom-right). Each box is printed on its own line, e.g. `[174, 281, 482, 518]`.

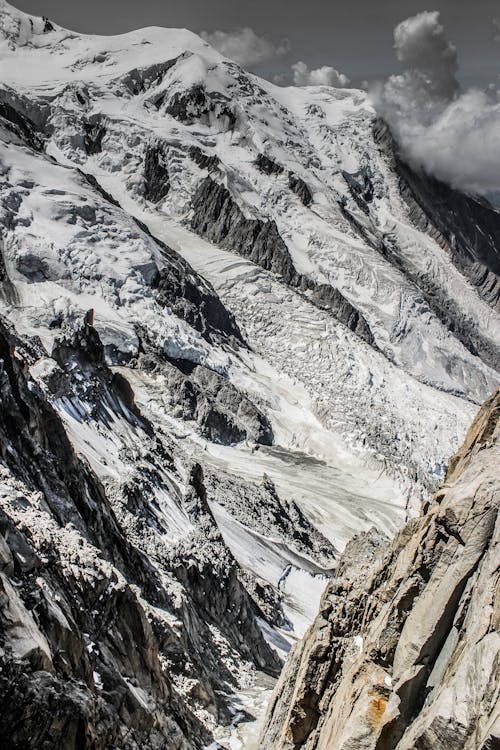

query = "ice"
[1, 3, 498, 745]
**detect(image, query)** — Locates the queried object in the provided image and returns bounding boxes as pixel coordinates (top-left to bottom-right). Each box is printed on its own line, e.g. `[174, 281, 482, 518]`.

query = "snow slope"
[0, 2, 499, 747]
[1, 0, 495, 486]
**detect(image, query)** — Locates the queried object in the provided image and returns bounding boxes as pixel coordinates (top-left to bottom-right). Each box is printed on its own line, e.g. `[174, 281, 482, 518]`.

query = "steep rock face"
[0, 317, 282, 749]
[151, 242, 244, 346]
[0, 97, 44, 150]
[256, 153, 284, 176]
[161, 85, 236, 131]
[120, 57, 181, 96]
[372, 120, 500, 313]
[191, 176, 374, 344]
[143, 145, 170, 203]
[191, 177, 298, 283]
[135, 337, 274, 446]
[288, 173, 313, 207]
[368, 121, 500, 371]
[260, 388, 500, 750]
[83, 118, 106, 156]
[397, 158, 500, 311]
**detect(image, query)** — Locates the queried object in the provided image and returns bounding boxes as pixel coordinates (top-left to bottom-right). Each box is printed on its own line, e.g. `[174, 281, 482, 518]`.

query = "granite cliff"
[260, 388, 500, 750]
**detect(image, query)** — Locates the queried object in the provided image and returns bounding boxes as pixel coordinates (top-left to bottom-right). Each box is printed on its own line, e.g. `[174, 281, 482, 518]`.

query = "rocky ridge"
[0, 3, 499, 748]
[260, 387, 500, 750]
[0, 314, 289, 749]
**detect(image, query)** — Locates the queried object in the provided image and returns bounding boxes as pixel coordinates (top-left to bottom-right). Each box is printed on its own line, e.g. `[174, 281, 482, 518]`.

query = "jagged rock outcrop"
[136, 342, 274, 445]
[0, 97, 44, 150]
[143, 145, 170, 202]
[342, 166, 376, 214]
[83, 118, 106, 156]
[191, 176, 298, 283]
[256, 153, 284, 176]
[0, 317, 281, 749]
[373, 119, 500, 313]
[288, 173, 313, 207]
[191, 176, 374, 343]
[131, 320, 273, 446]
[120, 57, 180, 96]
[397, 159, 500, 311]
[151, 240, 244, 346]
[260, 388, 500, 750]
[161, 85, 236, 131]
[189, 145, 219, 172]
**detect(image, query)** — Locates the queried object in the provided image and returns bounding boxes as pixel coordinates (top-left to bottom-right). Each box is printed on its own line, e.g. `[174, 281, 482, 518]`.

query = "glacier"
[0, 2, 498, 748]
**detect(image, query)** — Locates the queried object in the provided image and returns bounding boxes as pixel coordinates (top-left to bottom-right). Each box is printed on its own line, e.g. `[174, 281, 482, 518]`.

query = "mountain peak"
[0, 4, 498, 747]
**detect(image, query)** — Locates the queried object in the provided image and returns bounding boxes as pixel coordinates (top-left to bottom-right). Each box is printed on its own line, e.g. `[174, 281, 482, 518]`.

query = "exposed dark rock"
[153, 256, 244, 345]
[0, 240, 8, 286]
[189, 145, 219, 171]
[192, 366, 274, 445]
[342, 166, 375, 214]
[340, 199, 500, 370]
[143, 145, 170, 202]
[308, 282, 374, 343]
[15, 251, 51, 282]
[191, 177, 297, 282]
[379, 231, 500, 372]
[288, 173, 313, 207]
[161, 85, 236, 131]
[67, 171, 244, 347]
[0, 100, 44, 151]
[66, 202, 97, 225]
[170, 465, 282, 681]
[256, 153, 284, 176]
[120, 57, 180, 96]
[42, 16, 55, 33]
[337, 144, 500, 369]
[81, 171, 121, 208]
[397, 159, 500, 309]
[50, 318, 155, 442]
[205, 471, 337, 570]
[0, 190, 26, 232]
[129, 216, 244, 345]
[191, 177, 374, 343]
[83, 119, 106, 155]
[374, 120, 500, 310]
[137, 336, 274, 446]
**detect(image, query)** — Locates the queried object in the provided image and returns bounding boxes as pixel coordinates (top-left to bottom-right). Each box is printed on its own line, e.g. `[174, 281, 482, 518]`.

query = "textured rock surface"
[397, 157, 500, 312]
[143, 144, 171, 203]
[0, 317, 282, 749]
[0, 5, 499, 747]
[191, 176, 374, 343]
[260, 388, 500, 750]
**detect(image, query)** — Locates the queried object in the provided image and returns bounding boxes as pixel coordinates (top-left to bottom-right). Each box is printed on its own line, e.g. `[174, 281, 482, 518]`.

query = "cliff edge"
[260, 388, 500, 750]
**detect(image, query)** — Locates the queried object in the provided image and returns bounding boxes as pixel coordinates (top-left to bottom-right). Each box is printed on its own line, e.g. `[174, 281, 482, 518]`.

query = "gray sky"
[13, 0, 500, 86]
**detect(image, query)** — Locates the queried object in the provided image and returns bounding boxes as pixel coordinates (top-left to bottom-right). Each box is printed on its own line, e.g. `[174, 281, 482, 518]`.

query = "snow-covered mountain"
[0, 3, 498, 748]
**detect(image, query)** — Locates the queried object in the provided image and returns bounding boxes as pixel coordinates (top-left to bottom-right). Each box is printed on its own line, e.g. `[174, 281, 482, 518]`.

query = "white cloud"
[291, 61, 350, 88]
[372, 11, 500, 197]
[200, 27, 289, 67]
[393, 10, 458, 99]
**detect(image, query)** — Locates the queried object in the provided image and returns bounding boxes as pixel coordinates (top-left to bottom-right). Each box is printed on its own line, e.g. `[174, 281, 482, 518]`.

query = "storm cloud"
[373, 11, 500, 198]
